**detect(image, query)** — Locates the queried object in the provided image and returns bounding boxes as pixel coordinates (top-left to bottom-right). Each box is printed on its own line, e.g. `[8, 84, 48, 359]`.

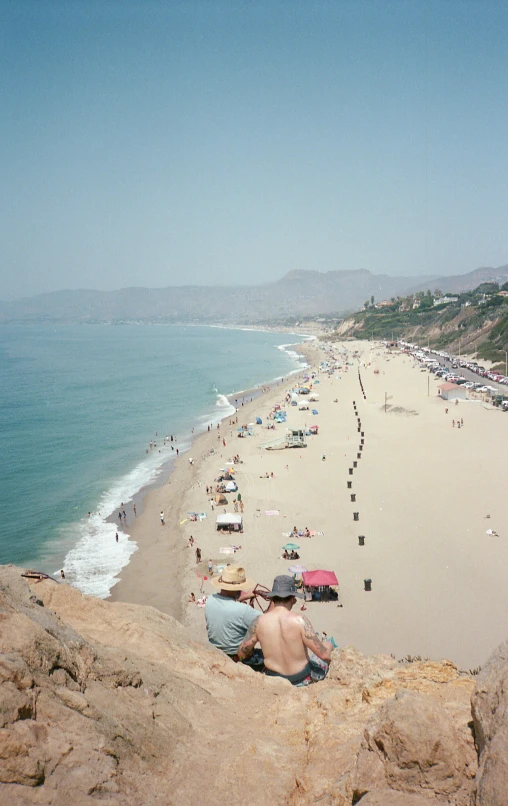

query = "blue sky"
[1, 0, 507, 299]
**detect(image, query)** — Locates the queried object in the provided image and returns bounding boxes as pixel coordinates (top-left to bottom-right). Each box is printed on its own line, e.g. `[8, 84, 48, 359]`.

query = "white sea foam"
[60, 391, 238, 598]
[277, 342, 309, 371]
[61, 449, 175, 598]
[59, 519, 137, 599]
[57, 334, 304, 599]
[216, 393, 236, 418]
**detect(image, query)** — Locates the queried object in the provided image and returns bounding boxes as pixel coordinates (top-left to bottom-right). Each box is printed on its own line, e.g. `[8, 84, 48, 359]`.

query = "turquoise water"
[0, 324, 307, 596]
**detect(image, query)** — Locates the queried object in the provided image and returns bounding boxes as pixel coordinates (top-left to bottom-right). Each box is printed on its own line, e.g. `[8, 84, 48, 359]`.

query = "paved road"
[436, 356, 507, 397]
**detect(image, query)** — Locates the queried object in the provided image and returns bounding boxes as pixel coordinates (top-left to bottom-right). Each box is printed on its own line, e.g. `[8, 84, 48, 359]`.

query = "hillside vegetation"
[333, 282, 508, 371]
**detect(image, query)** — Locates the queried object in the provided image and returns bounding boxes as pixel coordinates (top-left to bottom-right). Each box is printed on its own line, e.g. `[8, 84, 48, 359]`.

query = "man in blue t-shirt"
[205, 565, 263, 669]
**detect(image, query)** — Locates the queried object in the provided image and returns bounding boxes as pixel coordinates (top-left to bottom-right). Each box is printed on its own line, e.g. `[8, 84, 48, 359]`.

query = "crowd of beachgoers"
[110, 337, 508, 670]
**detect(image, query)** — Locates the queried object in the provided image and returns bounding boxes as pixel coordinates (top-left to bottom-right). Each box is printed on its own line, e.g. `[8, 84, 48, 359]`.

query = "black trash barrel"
[358, 535, 365, 546]
[349, 467, 353, 475]
[364, 578, 372, 591]
[350, 493, 356, 502]
[361, 438, 365, 445]
[347, 480, 352, 489]
[353, 461, 357, 468]
[357, 452, 361, 459]
[353, 512, 359, 521]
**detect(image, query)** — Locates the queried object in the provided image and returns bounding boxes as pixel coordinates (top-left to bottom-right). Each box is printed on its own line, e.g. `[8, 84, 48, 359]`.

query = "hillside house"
[434, 296, 458, 306]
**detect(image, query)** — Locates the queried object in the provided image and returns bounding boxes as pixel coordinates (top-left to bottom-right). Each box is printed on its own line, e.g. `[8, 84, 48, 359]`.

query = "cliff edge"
[1, 565, 506, 805]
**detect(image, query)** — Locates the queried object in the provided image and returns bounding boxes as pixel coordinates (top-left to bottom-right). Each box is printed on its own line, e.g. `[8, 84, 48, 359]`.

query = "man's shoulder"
[285, 610, 306, 629]
[204, 593, 222, 610]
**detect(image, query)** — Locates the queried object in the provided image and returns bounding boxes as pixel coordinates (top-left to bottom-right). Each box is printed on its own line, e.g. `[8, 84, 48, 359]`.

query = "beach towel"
[180, 519, 188, 525]
[219, 547, 235, 554]
[265, 510, 279, 516]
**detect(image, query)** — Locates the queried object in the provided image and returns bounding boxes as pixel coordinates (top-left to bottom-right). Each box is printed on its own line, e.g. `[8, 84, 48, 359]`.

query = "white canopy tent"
[216, 513, 243, 531]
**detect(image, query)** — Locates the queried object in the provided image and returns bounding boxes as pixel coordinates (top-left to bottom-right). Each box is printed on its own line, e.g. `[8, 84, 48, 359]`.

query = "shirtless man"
[237, 575, 333, 686]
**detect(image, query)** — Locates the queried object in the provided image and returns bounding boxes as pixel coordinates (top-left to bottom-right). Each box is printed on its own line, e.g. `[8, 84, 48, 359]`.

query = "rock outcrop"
[470, 640, 508, 804]
[0, 565, 506, 804]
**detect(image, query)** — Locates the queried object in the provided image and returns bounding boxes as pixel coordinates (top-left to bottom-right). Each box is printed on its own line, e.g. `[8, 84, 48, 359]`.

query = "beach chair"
[249, 584, 272, 613]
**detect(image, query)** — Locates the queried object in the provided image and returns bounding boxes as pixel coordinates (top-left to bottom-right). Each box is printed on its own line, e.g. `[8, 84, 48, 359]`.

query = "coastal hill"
[1, 264, 508, 325]
[1, 564, 508, 804]
[333, 280, 508, 369]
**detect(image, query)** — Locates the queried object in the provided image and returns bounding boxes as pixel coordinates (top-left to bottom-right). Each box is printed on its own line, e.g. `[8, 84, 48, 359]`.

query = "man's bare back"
[237, 576, 333, 681]
[252, 607, 332, 676]
[256, 608, 309, 675]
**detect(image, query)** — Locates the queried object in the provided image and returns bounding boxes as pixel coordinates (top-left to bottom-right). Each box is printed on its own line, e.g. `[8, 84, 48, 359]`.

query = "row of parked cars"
[399, 342, 508, 394]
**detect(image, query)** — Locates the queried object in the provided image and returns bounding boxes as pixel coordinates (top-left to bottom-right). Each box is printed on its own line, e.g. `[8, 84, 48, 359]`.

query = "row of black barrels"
[358, 370, 367, 401]
[352, 398, 372, 591]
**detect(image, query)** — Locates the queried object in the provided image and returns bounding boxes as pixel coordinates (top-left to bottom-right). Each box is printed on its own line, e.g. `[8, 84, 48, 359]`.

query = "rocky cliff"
[0, 565, 506, 805]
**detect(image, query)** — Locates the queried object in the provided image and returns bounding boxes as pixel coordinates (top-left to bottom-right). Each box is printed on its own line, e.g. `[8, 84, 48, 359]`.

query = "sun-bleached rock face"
[352, 690, 475, 803]
[0, 564, 503, 805]
[471, 640, 508, 805]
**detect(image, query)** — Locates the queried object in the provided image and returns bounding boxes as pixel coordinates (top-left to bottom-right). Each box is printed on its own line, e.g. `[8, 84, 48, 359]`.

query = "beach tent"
[216, 513, 243, 532]
[308, 393, 319, 401]
[225, 481, 238, 492]
[215, 493, 228, 505]
[302, 569, 339, 602]
[256, 417, 262, 424]
[298, 401, 309, 410]
[302, 570, 338, 587]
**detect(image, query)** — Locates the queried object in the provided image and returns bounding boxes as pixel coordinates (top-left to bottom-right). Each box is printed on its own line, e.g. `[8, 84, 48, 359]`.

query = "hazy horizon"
[1, 1, 507, 301]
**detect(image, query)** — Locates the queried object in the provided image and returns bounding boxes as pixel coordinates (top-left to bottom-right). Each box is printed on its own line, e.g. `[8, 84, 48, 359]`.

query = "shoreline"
[107, 339, 316, 619]
[51, 327, 312, 599]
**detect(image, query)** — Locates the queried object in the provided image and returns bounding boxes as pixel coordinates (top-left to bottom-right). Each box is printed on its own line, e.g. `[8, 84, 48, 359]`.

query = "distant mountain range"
[2, 265, 508, 325]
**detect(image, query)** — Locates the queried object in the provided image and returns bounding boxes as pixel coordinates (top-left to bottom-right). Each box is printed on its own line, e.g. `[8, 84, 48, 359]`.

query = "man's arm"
[237, 616, 259, 660]
[299, 616, 333, 662]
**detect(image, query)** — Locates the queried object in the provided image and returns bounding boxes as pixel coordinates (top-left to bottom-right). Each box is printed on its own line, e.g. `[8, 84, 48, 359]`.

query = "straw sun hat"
[212, 565, 255, 591]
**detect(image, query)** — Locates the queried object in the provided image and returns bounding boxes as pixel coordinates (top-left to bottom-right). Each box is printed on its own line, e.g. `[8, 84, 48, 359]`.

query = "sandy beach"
[111, 338, 508, 670]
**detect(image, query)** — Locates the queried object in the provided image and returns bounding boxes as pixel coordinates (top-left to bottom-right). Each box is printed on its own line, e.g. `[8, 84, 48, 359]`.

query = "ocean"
[0, 324, 308, 597]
